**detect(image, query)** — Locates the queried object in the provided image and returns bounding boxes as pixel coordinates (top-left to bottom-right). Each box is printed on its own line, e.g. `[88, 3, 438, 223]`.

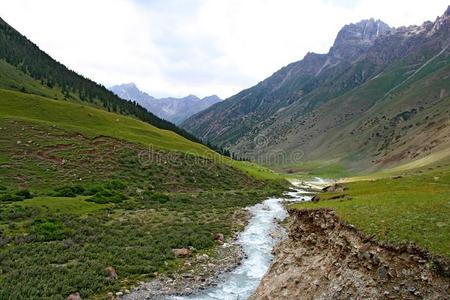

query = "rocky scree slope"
[182, 7, 450, 171]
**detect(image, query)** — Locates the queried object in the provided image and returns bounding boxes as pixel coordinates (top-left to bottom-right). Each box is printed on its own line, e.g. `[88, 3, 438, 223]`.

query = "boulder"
[66, 292, 81, 300]
[105, 266, 118, 281]
[214, 233, 225, 244]
[172, 248, 191, 257]
[322, 183, 345, 193]
[311, 195, 320, 202]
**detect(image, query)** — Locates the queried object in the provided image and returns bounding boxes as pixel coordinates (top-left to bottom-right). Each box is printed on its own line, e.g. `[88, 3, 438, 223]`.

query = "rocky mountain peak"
[330, 19, 390, 60]
[333, 19, 390, 47]
[428, 5, 450, 36]
[444, 5, 450, 17]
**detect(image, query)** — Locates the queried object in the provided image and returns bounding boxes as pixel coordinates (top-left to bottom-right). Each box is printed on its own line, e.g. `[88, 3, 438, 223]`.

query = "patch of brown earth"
[252, 209, 450, 300]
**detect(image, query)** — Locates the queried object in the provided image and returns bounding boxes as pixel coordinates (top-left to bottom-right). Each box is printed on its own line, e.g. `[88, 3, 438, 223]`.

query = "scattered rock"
[172, 248, 192, 257]
[377, 266, 387, 279]
[106, 292, 114, 300]
[322, 183, 346, 193]
[105, 266, 118, 281]
[66, 292, 81, 300]
[311, 195, 320, 202]
[214, 233, 225, 244]
[116, 291, 123, 297]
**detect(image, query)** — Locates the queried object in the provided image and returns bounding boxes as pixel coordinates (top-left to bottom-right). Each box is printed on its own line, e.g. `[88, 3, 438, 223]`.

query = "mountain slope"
[0, 17, 201, 144]
[182, 8, 450, 172]
[110, 83, 221, 124]
[0, 18, 286, 300]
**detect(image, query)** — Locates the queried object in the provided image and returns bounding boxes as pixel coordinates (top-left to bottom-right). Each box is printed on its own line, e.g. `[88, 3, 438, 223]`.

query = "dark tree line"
[0, 17, 205, 147]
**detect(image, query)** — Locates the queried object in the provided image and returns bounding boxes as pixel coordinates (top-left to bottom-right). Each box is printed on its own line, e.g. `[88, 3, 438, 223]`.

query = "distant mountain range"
[110, 83, 221, 124]
[182, 7, 450, 172]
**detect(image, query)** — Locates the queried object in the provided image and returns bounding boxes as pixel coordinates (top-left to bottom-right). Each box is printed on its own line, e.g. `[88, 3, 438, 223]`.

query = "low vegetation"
[0, 117, 287, 299]
[291, 164, 450, 257]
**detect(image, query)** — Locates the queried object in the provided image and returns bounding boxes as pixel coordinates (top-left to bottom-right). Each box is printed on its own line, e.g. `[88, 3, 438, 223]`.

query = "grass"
[0, 116, 287, 299]
[16, 196, 110, 214]
[0, 88, 281, 180]
[0, 60, 66, 100]
[276, 159, 351, 179]
[0, 74, 289, 299]
[291, 165, 450, 257]
[0, 189, 284, 299]
[0, 88, 212, 155]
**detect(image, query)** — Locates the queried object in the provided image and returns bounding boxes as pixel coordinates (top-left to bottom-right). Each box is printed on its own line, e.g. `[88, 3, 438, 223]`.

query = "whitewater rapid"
[175, 186, 313, 300]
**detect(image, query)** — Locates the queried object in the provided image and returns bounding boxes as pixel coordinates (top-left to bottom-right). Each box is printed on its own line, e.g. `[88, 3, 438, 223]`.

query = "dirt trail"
[252, 209, 450, 300]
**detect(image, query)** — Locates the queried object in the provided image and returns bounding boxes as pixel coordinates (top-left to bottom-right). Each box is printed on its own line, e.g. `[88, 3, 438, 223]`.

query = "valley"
[0, 3, 449, 300]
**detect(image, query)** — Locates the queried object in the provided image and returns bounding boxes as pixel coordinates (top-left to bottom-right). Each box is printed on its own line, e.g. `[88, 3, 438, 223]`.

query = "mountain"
[0, 16, 286, 299]
[110, 83, 221, 124]
[182, 7, 450, 172]
[0, 17, 202, 145]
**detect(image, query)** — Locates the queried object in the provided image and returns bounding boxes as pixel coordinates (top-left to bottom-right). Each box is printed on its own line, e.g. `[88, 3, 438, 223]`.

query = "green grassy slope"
[291, 163, 450, 257]
[0, 88, 282, 181]
[0, 88, 211, 155]
[0, 17, 204, 145]
[0, 60, 66, 99]
[0, 88, 286, 298]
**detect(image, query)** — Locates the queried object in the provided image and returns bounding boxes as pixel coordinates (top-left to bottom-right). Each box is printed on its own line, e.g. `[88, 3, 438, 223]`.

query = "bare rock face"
[172, 248, 192, 258]
[105, 266, 118, 281]
[66, 292, 81, 300]
[251, 209, 450, 299]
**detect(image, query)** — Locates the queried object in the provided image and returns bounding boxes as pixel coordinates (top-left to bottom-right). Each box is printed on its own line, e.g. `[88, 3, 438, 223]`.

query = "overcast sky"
[0, 0, 448, 98]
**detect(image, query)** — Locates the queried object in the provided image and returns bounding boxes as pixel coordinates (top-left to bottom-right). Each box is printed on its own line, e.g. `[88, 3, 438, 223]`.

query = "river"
[174, 181, 322, 300]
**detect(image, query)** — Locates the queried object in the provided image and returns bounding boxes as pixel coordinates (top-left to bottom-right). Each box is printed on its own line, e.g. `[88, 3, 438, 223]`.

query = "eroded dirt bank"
[252, 209, 450, 299]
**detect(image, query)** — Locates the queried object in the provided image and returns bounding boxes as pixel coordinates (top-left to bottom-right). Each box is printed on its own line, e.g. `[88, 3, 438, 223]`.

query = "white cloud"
[0, 0, 448, 98]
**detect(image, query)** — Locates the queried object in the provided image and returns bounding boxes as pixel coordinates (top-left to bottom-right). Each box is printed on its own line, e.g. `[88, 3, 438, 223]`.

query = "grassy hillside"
[0, 17, 204, 145]
[0, 89, 211, 155]
[291, 163, 450, 258]
[0, 88, 287, 299]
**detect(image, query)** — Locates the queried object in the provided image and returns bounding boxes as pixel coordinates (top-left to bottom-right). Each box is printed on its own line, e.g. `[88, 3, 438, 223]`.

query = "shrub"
[104, 180, 126, 191]
[83, 185, 105, 196]
[54, 185, 85, 197]
[31, 218, 69, 241]
[143, 191, 170, 204]
[0, 190, 33, 202]
[15, 189, 33, 199]
[86, 190, 127, 204]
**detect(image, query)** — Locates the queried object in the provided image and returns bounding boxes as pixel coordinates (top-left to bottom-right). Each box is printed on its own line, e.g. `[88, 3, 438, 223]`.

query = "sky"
[0, 0, 448, 98]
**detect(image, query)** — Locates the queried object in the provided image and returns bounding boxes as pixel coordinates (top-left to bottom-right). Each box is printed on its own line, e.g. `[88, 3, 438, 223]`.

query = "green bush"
[86, 190, 127, 204]
[82, 185, 105, 196]
[31, 218, 69, 241]
[54, 185, 85, 197]
[15, 189, 33, 199]
[104, 180, 127, 191]
[0, 190, 33, 202]
[143, 191, 170, 204]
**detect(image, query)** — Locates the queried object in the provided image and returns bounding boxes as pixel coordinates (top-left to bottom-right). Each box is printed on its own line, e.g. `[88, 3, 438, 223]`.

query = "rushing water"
[175, 187, 312, 300]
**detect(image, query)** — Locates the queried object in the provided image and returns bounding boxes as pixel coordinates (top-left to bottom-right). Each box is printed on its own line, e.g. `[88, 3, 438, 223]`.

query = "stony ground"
[252, 209, 450, 300]
[120, 209, 252, 300]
